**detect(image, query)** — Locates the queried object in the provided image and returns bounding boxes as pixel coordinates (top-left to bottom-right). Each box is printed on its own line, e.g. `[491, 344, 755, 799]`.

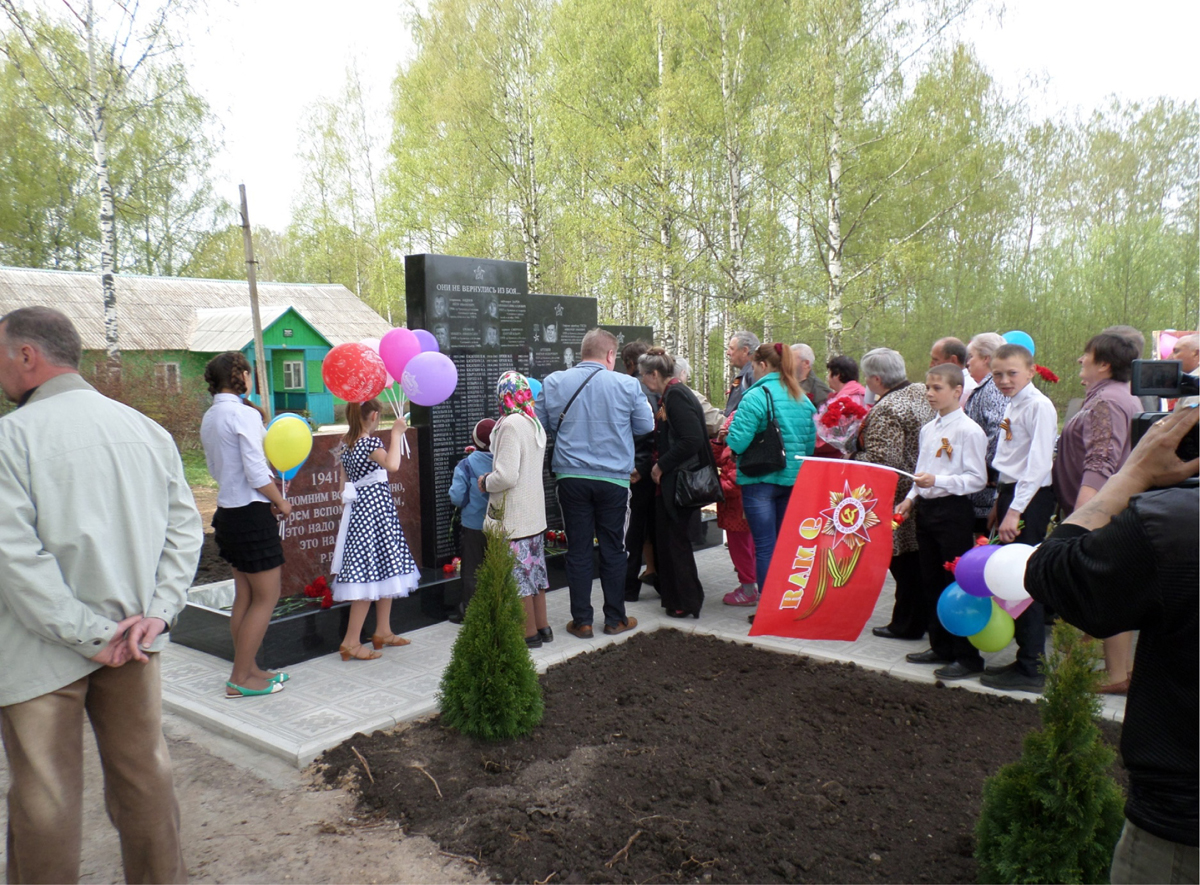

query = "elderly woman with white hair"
[852, 347, 934, 641]
[673, 355, 723, 437]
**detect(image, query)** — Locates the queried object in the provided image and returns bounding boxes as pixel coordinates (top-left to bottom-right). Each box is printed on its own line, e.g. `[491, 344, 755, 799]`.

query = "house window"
[154, 362, 180, 392]
[283, 361, 305, 390]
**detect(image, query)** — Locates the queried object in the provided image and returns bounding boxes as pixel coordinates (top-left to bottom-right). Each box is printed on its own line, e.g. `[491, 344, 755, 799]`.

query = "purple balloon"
[414, 328, 440, 353]
[401, 351, 458, 406]
[379, 328, 421, 380]
[955, 544, 999, 597]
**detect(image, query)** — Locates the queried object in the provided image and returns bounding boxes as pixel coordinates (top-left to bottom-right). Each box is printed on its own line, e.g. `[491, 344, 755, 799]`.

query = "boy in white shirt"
[981, 343, 1059, 693]
[897, 364, 988, 679]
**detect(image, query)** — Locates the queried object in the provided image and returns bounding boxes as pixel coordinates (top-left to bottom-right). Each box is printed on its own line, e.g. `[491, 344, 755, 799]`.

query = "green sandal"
[224, 680, 283, 699]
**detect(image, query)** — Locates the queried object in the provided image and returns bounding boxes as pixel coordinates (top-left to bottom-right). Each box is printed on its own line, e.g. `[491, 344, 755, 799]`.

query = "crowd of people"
[450, 324, 1185, 702]
[0, 305, 1194, 883]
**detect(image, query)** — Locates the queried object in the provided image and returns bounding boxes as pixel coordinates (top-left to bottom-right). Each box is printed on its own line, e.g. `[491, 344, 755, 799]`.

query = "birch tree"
[1, 0, 198, 372]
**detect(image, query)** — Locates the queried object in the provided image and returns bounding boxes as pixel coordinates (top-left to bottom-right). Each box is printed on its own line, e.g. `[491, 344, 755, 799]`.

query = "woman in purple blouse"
[1052, 332, 1143, 693]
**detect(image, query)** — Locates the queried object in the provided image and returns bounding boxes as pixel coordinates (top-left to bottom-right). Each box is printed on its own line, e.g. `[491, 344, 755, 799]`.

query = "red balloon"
[322, 343, 388, 402]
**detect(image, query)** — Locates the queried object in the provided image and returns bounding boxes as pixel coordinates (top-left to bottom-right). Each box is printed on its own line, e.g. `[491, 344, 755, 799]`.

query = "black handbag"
[674, 454, 724, 509]
[737, 388, 786, 477]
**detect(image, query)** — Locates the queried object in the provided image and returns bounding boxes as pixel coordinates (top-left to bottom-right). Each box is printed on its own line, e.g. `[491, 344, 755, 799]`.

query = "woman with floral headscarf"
[479, 372, 553, 647]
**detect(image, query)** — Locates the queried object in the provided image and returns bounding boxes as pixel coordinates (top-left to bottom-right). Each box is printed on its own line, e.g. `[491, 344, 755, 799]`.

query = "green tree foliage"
[380, 0, 1196, 405]
[0, 9, 225, 277]
[437, 525, 544, 740]
[975, 623, 1125, 884]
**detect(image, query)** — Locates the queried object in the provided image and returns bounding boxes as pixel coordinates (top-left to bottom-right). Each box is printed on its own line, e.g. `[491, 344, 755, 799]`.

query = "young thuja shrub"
[437, 524, 543, 740]
[975, 622, 1125, 884]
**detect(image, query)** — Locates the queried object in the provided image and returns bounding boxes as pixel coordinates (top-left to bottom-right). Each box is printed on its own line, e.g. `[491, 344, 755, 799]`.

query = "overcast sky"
[182, 0, 1199, 231]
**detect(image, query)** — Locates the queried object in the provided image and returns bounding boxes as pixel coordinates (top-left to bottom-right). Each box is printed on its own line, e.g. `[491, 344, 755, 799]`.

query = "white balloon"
[360, 337, 394, 387]
[983, 543, 1035, 601]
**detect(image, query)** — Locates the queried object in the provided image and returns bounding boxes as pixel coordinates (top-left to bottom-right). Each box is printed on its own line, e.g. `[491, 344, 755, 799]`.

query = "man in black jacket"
[1025, 405, 1198, 885]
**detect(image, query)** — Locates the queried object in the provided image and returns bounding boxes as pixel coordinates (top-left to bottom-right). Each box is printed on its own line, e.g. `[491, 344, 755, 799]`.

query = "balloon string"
[279, 476, 289, 538]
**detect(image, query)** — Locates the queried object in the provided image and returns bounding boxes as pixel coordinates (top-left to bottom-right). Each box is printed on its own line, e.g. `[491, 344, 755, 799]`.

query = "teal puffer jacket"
[726, 372, 817, 486]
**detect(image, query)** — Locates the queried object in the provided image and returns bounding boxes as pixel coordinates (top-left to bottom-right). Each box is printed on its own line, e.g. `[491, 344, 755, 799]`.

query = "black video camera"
[1130, 359, 1200, 465]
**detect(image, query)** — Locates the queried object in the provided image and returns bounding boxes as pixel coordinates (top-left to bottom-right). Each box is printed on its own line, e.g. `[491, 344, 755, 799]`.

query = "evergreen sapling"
[437, 524, 544, 740]
[975, 623, 1125, 884]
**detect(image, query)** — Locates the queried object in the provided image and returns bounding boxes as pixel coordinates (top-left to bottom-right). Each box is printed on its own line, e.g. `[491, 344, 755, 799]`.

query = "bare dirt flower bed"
[318, 630, 1124, 884]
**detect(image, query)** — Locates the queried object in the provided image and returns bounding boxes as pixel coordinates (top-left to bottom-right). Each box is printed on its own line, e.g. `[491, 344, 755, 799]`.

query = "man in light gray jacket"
[0, 307, 203, 883]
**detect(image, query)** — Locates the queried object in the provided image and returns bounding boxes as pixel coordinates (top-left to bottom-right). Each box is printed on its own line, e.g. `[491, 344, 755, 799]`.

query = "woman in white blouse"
[200, 352, 293, 698]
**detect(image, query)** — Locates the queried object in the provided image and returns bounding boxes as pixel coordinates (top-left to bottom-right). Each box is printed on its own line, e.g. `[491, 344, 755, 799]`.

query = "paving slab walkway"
[162, 543, 1126, 767]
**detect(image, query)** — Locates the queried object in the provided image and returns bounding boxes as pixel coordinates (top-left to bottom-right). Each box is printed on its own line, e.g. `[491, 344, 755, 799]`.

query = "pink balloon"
[360, 337, 394, 386]
[414, 328, 440, 353]
[379, 328, 421, 379]
[322, 343, 388, 402]
[997, 597, 1033, 619]
[401, 352, 458, 406]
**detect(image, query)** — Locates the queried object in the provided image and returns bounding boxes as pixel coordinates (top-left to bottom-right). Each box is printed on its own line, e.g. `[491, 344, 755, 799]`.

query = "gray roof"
[190, 305, 293, 352]
[0, 266, 391, 351]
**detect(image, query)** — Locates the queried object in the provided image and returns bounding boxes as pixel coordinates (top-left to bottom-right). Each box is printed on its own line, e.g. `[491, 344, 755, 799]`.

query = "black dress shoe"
[639, 572, 660, 589]
[872, 626, 921, 640]
[906, 648, 953, 665]
[665, 609, 699, 619]
[984, 661, 1017, 676]
[934, 661, 983, 680]
[447, 606, 465, 625]
[538, 626, 554, 642]
[525, 634, 543, 649]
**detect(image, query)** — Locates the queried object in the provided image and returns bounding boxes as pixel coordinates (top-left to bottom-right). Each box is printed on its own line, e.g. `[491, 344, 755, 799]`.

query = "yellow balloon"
[263, 415, 313, 472]
[969, 600, 1015, 653]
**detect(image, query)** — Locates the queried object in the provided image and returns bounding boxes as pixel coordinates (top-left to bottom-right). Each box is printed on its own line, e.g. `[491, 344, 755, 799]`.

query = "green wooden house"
[0, 266, 393, 425]
[190, 305, 338, 423]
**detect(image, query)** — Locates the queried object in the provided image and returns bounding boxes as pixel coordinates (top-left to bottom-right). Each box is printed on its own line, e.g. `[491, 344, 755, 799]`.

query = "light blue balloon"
[280, 463, 303, 481]
[527, 377, 543, 399]
[1003, 330, 1036, 356]
[937, 582, 993, 637]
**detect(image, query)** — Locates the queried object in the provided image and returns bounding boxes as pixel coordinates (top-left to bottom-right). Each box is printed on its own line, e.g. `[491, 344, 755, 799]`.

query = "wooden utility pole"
[240, 184, 272, 421]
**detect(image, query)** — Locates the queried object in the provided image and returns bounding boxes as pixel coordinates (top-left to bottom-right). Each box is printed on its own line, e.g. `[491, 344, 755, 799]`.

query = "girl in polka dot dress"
[331, 399, 419, 660]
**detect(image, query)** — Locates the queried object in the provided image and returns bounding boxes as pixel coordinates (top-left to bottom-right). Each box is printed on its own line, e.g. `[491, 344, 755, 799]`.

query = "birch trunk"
[719, 8, 747, 304]
[657, 19, 677, 352]
[87, 0, 119, 374]
[824, 61, 845, 357]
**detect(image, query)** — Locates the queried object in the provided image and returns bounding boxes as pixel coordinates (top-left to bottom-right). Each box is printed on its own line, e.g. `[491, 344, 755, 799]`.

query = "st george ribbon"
[750, 458, 900, 641]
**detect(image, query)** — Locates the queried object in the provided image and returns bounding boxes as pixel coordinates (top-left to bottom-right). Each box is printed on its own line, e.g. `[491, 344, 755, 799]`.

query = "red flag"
[749, 459, 899, 641]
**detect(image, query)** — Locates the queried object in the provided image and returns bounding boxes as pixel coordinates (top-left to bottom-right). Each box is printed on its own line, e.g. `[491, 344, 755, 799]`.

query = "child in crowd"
[981, 343, 1058, 693]
[897, 364, 988, 679]
[716, 412, 758, 605]
[330, 400, 419, 660]
[447, 418, 496, 623]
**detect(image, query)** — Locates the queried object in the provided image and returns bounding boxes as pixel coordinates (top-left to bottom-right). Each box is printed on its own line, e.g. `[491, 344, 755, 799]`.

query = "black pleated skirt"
[212, 502, 286, 574]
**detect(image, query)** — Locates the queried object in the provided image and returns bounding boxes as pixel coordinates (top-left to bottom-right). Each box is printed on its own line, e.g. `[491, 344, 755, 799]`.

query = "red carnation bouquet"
[1033, 364, 1059, 391]
[304, 575, 334, 608]
[815, 397, 869, 455]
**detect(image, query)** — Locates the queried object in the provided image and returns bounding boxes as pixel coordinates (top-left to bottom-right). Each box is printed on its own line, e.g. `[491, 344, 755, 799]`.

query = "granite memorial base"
[174, 567, 456, 669]
[174, 514, 721, 668]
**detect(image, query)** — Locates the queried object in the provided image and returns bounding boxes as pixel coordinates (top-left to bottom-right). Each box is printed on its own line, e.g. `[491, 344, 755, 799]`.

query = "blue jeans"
[556, 477, 631, 627]
[740, 482, 793, 589]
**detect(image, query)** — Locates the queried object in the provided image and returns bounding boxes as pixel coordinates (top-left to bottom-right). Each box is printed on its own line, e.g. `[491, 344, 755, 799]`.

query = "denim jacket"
[534, 361, 655, 481]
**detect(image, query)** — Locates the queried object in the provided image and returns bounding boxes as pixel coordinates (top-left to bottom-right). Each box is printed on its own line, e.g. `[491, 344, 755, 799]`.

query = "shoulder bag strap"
[554, 365, 604, 433]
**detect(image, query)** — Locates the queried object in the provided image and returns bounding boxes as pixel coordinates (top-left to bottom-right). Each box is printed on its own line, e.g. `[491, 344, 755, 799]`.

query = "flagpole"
[796, 455, 917, 481]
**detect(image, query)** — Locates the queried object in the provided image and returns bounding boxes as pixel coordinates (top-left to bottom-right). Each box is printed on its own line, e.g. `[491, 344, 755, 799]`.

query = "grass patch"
[181, 447, 217, 489]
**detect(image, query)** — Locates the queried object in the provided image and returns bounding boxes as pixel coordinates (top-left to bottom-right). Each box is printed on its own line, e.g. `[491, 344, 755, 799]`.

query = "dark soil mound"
[319, 630, 1124, 884]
